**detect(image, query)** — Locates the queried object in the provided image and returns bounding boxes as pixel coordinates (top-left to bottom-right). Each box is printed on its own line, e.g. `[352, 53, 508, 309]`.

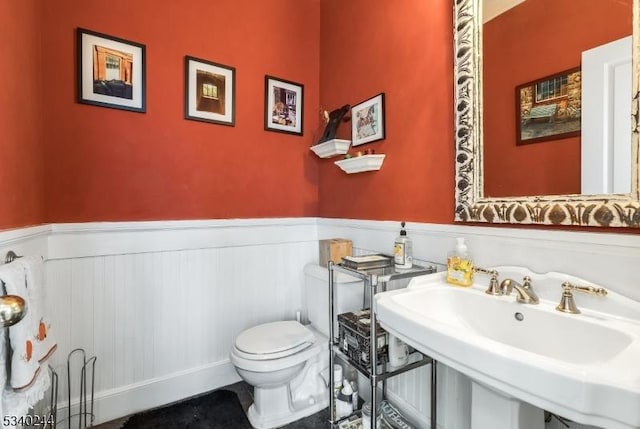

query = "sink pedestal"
[471, 382, 544, 429]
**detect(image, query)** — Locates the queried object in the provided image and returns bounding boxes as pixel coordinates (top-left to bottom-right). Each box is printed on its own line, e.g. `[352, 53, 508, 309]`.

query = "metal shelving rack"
[328, 261, 438, 429]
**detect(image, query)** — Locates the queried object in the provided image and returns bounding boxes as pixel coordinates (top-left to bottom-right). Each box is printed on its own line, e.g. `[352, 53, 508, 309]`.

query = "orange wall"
[40, 0, 320, 222]
[318, 0, 455, 223]
[0, 0, 46, 229]
[483, 0, 632, 197]
[3, 1, 637, 234]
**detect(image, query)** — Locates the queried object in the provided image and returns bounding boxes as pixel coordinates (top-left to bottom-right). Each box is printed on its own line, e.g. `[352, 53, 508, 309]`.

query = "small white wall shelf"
[334, 154, 386, 174]
[310, 139, 351, 158]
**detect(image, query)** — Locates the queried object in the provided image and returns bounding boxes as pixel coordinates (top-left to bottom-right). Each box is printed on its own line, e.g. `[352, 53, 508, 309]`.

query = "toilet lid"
[235, 321, 314, 357]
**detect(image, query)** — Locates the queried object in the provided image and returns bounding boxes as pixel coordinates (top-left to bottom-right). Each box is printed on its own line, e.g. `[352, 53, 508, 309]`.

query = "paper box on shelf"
[337, 309, 388, 372]
[319, 238, 353, 267]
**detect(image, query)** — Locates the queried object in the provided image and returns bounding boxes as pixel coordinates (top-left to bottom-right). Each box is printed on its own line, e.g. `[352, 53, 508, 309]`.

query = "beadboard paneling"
[42, 219, 318, 424]
[2, 218, 635, 428]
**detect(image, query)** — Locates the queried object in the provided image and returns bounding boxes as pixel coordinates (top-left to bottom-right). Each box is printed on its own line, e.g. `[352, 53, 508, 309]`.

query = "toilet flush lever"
[556, 281, 608, 314]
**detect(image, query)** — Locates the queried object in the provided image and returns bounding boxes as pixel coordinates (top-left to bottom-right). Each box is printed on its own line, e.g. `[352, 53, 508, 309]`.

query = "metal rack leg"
[431, 360, 437, 429]
[328, 262, 336, 425]
[369, 275, 378, 429]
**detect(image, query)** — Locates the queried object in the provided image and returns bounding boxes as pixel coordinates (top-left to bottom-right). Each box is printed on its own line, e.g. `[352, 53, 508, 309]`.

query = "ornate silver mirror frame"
[453, 0, 640, 227]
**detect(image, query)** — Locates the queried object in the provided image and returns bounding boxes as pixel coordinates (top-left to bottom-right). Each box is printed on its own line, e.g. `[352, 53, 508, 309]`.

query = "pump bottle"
[446, 237, 473, 286]
[394, 221, 413, 270]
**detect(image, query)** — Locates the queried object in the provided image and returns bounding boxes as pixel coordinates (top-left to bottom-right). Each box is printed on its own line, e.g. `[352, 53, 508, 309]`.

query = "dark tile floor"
[92, 381, 329, 429]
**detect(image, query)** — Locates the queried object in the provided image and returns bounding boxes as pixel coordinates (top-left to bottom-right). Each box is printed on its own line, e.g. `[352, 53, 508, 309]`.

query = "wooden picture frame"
[184, 56, 236, 126]
[516, 68, 581, 145]
[77, 28, 146, 113]
[264, 75, 303, 135]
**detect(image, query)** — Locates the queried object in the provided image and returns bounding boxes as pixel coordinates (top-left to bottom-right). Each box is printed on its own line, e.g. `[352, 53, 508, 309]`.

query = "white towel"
[0, 257, 54, 423]
[0, 263, 41, 390]
[16, 256, 57, 364]
[1, 370, 50, 427]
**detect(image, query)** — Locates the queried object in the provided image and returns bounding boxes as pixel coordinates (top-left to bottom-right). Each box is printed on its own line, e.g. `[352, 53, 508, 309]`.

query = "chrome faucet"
[500, 276, 539, 304]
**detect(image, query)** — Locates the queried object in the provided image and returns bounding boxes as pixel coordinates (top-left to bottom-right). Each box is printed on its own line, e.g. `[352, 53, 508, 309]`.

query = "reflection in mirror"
[453, 0, 640, 227]
[482, 0, 633, 198]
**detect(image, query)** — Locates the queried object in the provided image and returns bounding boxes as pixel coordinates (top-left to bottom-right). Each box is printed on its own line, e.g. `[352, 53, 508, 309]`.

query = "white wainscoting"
[1, 218, 636, 428]
[3, 219, 320, 424]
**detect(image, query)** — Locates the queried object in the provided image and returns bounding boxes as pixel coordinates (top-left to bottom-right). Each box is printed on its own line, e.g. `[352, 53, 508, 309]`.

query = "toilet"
[229, 263, 363, 429]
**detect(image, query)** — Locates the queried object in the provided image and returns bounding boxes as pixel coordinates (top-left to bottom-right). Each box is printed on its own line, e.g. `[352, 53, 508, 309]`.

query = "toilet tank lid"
[235, 321, 315, 355]
[304, 263, 362, 283]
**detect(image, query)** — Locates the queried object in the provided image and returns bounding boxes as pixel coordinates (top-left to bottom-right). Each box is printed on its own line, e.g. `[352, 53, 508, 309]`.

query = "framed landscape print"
[264, 75, 303, 135]
[77, 28, 146, 112]
[185, 56, 236, 126]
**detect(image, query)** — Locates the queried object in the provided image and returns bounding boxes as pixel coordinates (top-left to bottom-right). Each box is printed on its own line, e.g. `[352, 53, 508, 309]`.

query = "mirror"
[453, 0, 640, 227]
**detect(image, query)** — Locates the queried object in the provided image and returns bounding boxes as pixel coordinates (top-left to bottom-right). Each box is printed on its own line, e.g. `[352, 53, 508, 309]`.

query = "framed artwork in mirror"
[351, 93, 386, 146]
[264, 76, 303, 135]
[516, 68, 581, 145]
[77, 28, 146, 113]
[184, 56, 236, 126]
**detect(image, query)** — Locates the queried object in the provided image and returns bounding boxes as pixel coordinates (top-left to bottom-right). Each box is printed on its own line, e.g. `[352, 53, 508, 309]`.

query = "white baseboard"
[56, 360, 241, 425]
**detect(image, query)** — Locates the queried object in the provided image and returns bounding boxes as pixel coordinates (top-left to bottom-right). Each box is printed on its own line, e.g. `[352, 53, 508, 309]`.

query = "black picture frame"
[264, 75, 304, 136]
[351, 93, 385, 146]
[184, 56, 236, 126]
[77, 28, 146, 113]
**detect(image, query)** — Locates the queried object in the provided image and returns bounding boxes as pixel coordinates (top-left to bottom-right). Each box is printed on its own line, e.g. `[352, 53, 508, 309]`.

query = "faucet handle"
[556, 282, 607, 314]
[561, 281, 608, 296]
[474, 267, 501, 295]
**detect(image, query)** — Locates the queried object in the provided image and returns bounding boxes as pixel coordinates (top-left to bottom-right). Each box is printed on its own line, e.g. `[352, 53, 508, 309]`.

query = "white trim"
[0, 225, 50, 262]
[316, 218, 640, 248]
[49, 217, 318, 234]
[0, 224, 50, 247]
[47, 218, 319, 259]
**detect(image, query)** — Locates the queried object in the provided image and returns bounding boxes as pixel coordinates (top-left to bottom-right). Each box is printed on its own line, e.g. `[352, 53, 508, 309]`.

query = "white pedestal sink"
[471, 382, 544, 429]
[374, 266, 640, 429]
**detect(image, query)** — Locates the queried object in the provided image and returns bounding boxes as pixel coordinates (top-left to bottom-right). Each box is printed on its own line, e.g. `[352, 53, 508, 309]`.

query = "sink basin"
[375, 267, 640, 429]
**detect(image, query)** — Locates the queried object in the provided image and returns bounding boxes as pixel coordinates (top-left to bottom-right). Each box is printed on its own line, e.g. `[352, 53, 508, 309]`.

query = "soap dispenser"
[446, 237, 473, 287]
[394, 221, 413, 270]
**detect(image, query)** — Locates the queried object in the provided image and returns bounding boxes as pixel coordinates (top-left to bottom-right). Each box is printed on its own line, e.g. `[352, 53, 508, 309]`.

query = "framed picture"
[185, 56, 235, 126]
[264, 75, 303, 135]
[351, 93, 385, 146]
[516, 67, 581, 145]
[77, 28, 146, 112]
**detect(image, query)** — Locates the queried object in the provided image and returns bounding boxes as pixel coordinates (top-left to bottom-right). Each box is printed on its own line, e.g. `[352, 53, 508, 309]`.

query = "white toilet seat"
[233, 341, 313, 361]
[235, 320, 315, 360]
[230, 323, 325, 373]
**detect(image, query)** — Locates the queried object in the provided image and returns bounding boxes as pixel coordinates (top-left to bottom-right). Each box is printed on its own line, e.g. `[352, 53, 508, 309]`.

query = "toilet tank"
[304, 263, 364, 338]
